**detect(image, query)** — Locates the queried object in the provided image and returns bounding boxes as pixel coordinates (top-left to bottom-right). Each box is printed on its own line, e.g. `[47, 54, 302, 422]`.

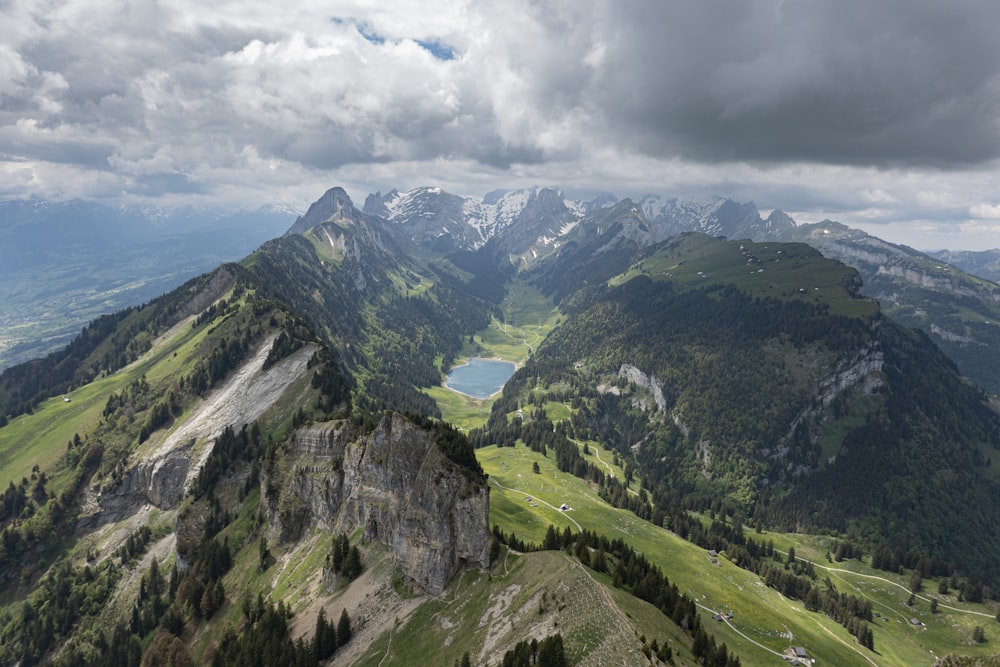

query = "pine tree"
[342, 546, 363, 580]
[337, 609, 352, 645]
[543, 525, 560, 551]
[593, 547, 607, 573]
[314, 607, 337, 660]
[258, 536, 271, 571]
[332, 534, 349, 573]
[169, 562, 180, 599]
[537, 633, 566, 667]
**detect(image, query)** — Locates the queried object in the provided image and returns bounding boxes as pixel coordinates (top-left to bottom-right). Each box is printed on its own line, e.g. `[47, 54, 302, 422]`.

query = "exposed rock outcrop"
[618, 363, 669, 413]
[88, 337, 317, 526]
[263, 412, 491, 595]
[774, 340, 885, 469]
[174, 266, 238, 320]
[285, 186, 357, 235]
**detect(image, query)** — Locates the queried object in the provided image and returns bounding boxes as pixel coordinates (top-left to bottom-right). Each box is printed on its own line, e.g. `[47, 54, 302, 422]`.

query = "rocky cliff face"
[782, 220, 1000, 393]
[618, 363, 670, 414]
[263, 412, 491, 595]
[774, 340, 885, 471]
[88, 337, 317, 526]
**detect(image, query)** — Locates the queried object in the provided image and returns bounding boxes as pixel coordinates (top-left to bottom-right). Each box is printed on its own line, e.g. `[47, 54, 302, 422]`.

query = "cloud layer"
[3, 0, 1000, 248]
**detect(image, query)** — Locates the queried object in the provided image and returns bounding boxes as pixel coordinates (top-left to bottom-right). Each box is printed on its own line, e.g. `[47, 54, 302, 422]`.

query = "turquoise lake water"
[445, 358, 516, 399]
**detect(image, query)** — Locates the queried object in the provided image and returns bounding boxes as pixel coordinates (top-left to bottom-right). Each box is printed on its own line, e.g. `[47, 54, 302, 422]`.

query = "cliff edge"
[264, 412, 491, 595]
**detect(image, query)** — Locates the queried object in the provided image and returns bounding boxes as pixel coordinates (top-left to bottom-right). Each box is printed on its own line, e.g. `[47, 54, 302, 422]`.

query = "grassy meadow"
[611, 235, 879, 319]
[476, 438, 1000, 666]
[0, 314, 209, 491]
[429, 312, 1000, 667]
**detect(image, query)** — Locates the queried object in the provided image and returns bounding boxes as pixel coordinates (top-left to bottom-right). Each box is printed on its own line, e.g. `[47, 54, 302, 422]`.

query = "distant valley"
[0, 200, 296, 370]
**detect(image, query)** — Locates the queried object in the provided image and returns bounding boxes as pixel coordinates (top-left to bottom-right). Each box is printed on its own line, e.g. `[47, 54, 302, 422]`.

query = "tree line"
[494, 525, 741, 667]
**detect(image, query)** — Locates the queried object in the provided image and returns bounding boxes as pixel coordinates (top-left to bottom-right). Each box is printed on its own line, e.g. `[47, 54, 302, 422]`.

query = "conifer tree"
[337, 609, 352, 645]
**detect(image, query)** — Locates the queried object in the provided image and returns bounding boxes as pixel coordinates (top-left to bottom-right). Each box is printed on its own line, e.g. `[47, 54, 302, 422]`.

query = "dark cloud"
[0, 0, 999, 250]
[589, 0, 1000, 167]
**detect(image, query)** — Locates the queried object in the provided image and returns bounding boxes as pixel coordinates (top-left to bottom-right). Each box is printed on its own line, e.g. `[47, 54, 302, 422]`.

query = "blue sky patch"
[416, 39, 457, 61]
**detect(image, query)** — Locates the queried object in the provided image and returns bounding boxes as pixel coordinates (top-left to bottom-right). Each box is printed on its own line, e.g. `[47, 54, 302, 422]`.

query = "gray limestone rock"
[263, 412, 491, 595]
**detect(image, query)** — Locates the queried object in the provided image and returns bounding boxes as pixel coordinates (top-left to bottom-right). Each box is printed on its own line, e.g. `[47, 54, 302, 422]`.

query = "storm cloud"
[2, 0, 1000, 248]
[588, 1, 1000, 167]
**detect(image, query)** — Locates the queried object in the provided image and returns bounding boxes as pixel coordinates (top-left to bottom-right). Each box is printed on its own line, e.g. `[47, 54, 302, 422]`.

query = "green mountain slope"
[478, 233, 1000, 580]
[2, 186, 1000, 666]
[785, 221, 1000, 395]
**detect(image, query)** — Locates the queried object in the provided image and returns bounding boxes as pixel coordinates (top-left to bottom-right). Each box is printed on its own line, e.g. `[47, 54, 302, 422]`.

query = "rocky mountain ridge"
[3, 180, 1000, 665]
[930, 248, 1000, 284]
[264, 413, 491, 595]
[782, 220, 1000, 393]
[354, 185, 779, 264]
[303, 184, 1000, 393]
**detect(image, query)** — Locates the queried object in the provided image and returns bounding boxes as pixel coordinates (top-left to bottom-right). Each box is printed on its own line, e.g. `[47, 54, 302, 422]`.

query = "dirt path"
[587, 446, 642, 497]
[495, 317, 535, 357]
[774, 550, 996, 619]
[489, 478, 581, 531]
[694, 600, 788, 660]
[814, 619, 881, 667]
[592, 448, 615, 478]
[292, 556, 425, 667]
[376, 627, 395, 667]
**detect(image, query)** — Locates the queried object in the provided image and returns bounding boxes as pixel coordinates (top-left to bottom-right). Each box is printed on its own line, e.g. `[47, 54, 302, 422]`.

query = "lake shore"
[445, 357, 516, 400]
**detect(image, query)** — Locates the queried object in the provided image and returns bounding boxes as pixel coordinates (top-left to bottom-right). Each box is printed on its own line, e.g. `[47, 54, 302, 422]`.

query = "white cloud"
[970, 203, 1000, 219]
[0, 0, 999, 250]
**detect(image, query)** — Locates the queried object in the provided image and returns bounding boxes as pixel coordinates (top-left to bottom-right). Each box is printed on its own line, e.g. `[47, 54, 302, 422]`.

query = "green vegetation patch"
[611, 235, 878, 319]
[0, 307, 209, 489]
[423, 384, 495, 432]
[353, 549, 697, 667]
[477, 441, 1000, 665]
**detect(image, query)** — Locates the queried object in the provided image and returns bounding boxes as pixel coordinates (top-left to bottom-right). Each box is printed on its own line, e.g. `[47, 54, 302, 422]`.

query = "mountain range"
[0, 185, 999, 665]
[347, 185, 1000, 394]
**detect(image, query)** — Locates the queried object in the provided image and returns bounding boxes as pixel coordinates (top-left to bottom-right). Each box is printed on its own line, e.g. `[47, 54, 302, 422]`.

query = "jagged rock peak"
[315, 186, 354, 212]
[748, 208, 798, 241]
[285, 186, 357, 236]
[362, 189, 397, 218]
[362, 186, 479, 250]
[766, 209, 797, 228]
[635, 195, 758, 239]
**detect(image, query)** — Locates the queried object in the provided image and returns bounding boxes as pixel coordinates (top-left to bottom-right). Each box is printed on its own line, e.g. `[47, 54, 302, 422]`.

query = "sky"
[3, 1, 1000, 250]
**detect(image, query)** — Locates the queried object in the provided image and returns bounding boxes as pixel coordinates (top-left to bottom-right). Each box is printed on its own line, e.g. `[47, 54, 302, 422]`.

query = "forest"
[477, 234, 1000, 583]
[3, 200, 1000, 666]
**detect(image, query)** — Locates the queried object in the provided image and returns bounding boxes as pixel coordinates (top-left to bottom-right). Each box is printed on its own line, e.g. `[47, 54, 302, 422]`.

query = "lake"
[445, 358, 516, 399]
